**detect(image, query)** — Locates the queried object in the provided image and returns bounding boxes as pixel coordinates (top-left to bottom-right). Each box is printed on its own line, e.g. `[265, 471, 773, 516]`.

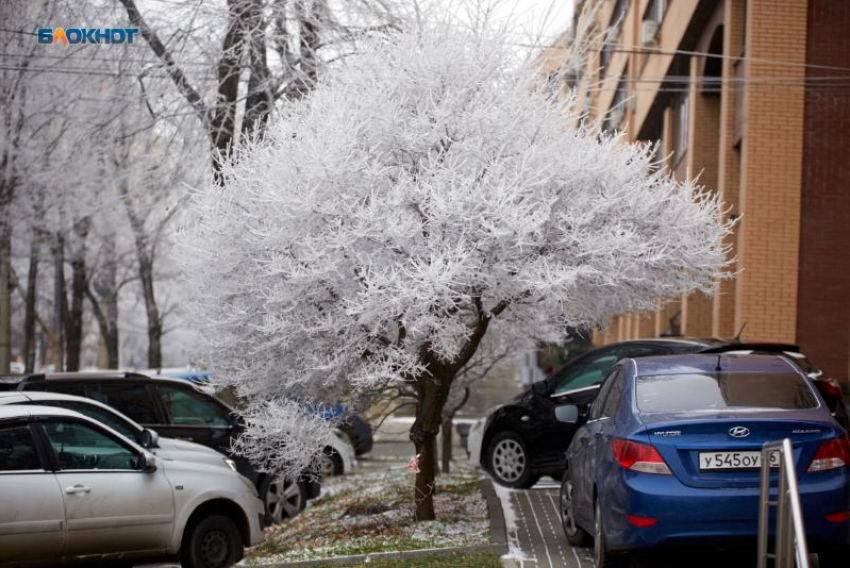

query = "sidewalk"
[493, 482, 594, 568]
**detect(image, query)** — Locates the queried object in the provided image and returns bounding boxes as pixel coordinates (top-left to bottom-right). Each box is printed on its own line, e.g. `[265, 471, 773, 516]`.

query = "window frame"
[31, 399, 143, 444]
[88, 382, 164, 427]
[36, 417, 145, 473]
[0, 420, 49, 474]
[154, 383, 235, 428]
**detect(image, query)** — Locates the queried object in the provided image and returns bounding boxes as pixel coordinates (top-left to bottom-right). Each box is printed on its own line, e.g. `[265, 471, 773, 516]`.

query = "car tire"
[594, 499, 626, 568]
[259, 475, 306, 524]
[181, 514, 243, 568]
[559, 470, 591, 546]
[320, 447, 344, 476]
[487, 431, 535, 488]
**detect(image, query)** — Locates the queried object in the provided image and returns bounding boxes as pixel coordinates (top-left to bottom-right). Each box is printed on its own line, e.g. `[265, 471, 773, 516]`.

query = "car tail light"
[626, 515, 658, 528]
[821, 378, 844, 400]
[612, 439, 672, 475]
[807, 438, 850, 472]
[825, 511, 850, 524]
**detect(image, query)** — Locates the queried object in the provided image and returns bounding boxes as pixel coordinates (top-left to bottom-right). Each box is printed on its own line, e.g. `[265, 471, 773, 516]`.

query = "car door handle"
[65, 485, 91, 495]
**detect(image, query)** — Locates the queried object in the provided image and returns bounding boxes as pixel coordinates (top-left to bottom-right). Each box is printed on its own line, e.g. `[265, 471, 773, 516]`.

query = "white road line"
[525, 490, 555, 568]
[545, 490, 572, 568]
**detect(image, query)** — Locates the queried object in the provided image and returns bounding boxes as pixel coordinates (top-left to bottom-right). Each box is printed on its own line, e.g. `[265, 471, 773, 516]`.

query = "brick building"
[539, 0, 850, 379]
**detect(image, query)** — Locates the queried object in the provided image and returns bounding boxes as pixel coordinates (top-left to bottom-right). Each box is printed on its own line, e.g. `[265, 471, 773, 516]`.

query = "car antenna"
[715, 354, 722, 373]
[733, 322, 747, 344]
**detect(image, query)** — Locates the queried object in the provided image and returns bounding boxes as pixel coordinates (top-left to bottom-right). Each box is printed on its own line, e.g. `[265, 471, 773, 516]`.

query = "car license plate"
[698, 450, 780, 470]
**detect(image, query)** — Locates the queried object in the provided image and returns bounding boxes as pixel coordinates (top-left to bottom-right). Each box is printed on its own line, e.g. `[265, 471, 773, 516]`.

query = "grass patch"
[245, 462, 489, 564]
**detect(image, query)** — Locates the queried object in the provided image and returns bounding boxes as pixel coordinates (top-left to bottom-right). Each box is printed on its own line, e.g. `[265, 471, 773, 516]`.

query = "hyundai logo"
[729, 426, 750, 438]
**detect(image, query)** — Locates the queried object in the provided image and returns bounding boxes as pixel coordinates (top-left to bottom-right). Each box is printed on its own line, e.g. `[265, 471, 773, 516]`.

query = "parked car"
[146, 372, 361, 474]
[3, 371, 318, 524]
[557, 353, 850, 568]
[0, 405, 264, 568]
[320, 428, 357, 476]
[466, 337, 848, 488]
[0, 391, 237, 470]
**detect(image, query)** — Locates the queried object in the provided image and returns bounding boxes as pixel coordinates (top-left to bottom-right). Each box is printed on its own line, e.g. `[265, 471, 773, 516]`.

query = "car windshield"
[636, 372, 818, 413]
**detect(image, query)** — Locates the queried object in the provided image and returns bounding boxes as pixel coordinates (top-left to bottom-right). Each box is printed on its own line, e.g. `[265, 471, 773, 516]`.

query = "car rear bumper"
[603, 469, 850, 551]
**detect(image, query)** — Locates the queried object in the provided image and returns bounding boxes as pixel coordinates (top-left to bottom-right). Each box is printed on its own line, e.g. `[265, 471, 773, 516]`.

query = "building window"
[673, 94, 689, 162]
[600, 41, 614, 77]
[604, 74, 629, 133]
[611, 0, 629, 29]
[644, 0, 665, 25]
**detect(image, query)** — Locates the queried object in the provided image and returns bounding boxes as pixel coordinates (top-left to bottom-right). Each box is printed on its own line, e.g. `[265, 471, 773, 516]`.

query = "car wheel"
[560, 471, 591, 546]
[181, 514, 242, 568]
[594, 499, 626, 568]
[259, 475, 305, 524]
[320, 447, 344, 477]
[487, 431, 535, 488]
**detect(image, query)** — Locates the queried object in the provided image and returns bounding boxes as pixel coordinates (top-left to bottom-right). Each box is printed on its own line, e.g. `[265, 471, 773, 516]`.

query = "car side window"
[41, 420, 141, 471]
[0, 424, 42, 471]
[552, 349, 623, 396]
[25, 382, 87, 397]
[90, 384, 159, 425]
[157, 385, 231, 427]
[37, 400, 139, 441]
[600, 370, 626, 418]
[590, 369, 620, 421]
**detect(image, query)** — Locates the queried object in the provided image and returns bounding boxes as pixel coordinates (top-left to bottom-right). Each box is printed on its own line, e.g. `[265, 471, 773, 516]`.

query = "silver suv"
[0, 405, 264, 568]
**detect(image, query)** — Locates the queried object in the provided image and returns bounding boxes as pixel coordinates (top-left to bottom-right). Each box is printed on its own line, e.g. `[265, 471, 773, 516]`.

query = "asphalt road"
[504, 480, 772, 568]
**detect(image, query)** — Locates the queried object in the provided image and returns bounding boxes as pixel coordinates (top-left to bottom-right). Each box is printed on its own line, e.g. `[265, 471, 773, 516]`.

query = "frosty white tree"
[182, 28, 730, 521]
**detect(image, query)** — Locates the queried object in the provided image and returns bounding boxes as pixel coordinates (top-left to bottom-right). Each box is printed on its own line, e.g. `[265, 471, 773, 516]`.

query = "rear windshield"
[636, 372, 818, 413]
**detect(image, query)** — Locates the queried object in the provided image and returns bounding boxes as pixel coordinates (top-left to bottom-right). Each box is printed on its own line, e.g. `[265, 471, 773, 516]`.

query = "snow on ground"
[244, 462, 490, 564]
[493, 482, 535, 565]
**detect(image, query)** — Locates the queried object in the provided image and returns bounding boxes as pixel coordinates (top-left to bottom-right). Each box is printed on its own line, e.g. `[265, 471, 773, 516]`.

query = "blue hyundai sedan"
[557, 353, 850, 568]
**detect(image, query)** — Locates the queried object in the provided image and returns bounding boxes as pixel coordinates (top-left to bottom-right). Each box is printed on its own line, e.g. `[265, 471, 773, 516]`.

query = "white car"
[0, 405, 264, 568]
[321, 428, 357, 476]
[0, 391, 236, 471]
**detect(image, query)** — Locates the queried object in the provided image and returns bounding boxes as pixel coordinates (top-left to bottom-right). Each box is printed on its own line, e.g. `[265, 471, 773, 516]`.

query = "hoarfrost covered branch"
[181, 28, 731, 520]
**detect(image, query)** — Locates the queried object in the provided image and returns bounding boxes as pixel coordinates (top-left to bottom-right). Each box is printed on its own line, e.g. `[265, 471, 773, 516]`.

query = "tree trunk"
[139, 257, 162, 369]
[441, 417, 452, 474]
[65, 218, 90, 372]
[410, 371, 452, 521]
[22, 227, 43, 373]
[0, 222, 11, 374]
[94, 232, 120, 368]
[51, 233, 67, 372]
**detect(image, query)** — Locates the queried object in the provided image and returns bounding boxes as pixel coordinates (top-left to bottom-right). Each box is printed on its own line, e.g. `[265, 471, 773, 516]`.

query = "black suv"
[472, 337, 849, 488]
[0, 372, 320, 523]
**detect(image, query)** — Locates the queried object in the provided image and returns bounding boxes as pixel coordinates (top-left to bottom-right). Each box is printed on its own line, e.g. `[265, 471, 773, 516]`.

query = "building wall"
[543, 0, 850, 378]
[796, 0, 850, 379]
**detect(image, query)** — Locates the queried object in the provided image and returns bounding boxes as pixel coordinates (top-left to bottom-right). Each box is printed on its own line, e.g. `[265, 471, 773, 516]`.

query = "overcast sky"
[443, 0, 575, 46]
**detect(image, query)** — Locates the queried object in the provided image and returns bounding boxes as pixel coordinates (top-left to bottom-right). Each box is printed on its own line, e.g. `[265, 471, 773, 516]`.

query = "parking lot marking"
[525, 490, 555, 568]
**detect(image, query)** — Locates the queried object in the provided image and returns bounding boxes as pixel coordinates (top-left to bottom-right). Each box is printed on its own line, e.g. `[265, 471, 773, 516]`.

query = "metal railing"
[757, 438, 810, 568]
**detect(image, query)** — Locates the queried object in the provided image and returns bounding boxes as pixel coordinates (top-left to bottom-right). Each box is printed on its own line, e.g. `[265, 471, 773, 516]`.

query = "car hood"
[154, 439, 231, 469]
[157, 437, 224, 455]
[156, 455, 259, 499]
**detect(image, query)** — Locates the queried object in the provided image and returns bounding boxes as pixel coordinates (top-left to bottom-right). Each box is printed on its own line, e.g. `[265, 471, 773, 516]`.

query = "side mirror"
[554, 404, 580, 424]
[140, 428, 160, 449]
[532, 380, 550, 396]
[142, 453, 157, 473]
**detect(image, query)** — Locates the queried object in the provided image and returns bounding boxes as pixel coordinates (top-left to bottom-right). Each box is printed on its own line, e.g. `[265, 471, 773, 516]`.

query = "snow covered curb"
[245, 543, 504, 567]
[492, 481, 534, 565]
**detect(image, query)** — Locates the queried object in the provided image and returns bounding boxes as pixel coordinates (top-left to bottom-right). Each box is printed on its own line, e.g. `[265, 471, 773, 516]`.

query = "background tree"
[181, 27, 731, 521]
